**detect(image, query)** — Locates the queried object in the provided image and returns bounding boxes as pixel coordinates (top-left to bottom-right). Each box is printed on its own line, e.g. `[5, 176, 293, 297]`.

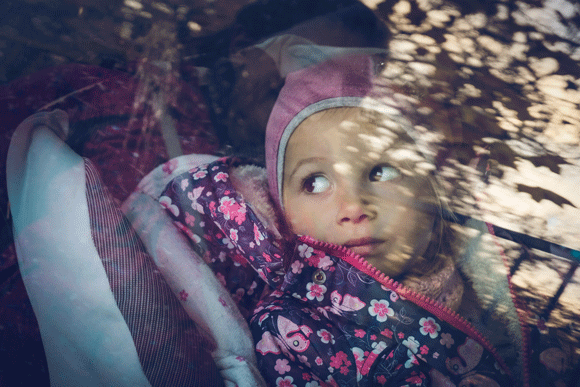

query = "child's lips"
[344, 238, 384, 256]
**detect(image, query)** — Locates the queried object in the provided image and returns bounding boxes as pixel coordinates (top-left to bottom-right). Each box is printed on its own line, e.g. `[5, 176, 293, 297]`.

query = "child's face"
[282, 107, 438, 277]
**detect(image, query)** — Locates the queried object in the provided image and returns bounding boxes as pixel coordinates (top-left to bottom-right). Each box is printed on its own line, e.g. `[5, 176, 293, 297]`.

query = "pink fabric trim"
[265, 55, 375, 208]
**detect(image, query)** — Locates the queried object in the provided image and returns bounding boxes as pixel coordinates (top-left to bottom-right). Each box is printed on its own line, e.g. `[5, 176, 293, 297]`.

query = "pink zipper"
[299, 234, 516, 382]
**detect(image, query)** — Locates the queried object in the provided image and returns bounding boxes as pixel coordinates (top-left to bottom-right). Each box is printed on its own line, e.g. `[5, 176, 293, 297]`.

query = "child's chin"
[366, 251, 418, 278]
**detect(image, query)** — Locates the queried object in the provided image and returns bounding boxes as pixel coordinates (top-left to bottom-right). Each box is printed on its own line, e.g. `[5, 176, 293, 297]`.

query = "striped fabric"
[85, 159, 224, 387]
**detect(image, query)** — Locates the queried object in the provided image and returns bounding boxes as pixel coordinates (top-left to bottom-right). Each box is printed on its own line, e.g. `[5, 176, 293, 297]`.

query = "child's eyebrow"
[287, 156, 326, 180]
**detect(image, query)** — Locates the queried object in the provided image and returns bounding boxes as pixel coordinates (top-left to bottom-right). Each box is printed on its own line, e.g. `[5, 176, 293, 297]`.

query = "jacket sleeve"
[124, 158, 268, 387]
[158, 159, 286, 288]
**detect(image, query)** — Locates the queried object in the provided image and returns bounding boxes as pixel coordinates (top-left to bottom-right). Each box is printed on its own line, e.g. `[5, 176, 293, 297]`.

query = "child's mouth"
[344, 238, 384, 256]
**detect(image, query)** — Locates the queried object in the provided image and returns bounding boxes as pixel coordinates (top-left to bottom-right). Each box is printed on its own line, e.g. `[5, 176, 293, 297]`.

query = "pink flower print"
[253, 224, 264, 245]
[398, 332, 405, 339]
[159, 196, 179, 217]
[355, 329, 365, 338]
[330, 355, 345, 369]
[179, 290, 188, 301]
[368, 299, 394, 322]
[370, 334, 377, 341]
[439, 332, 454, 348]
[209, 200, 217, 216]
[275, 358, 291, 375]
[381, 328, 393, 339]
[340, 366, 349, 375]
[304, 250, 326, 267]
[317, 255, 333, 269]
[214, 171, 228, 182]
[402, 336, 420, 354]
[298, 244, 314, 258]
[330, 351, 351, 369]
[185, 212, 196, 226]
[302, 373, 311, 381]
[405, 375, 424, 385]
[180, 178, 189, 191]
[390, 291, 399, 302]
[230, 228, 239, 243]
[317, 329, 335, 344]
[419, 317, 441, 339]
[420, 345, 429, 355]
[162, 159, 177, 174]
[306, 282, 327, 302]
[376, 375, 387, 385]
[352, 347, 365, 375]
[352, 347, 364, 361]
[305, 255, 320, 267]
[315, 357, 324, 366]
[192, 169, 207, 180]
[276, 376, 296, 387]
[187, 186, 205, 214]
[222, 237, 234, 249]
[405, 353, 420, 369]
[291, 260, 304, 274]
[218, 196, 247, 224]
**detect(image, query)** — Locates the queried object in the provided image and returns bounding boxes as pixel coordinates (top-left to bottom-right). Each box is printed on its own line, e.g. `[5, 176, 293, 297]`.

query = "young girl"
[159, 55, 575, 386]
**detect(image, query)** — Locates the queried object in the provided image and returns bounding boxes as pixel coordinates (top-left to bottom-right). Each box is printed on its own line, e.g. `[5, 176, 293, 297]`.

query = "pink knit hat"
[265, 55, 380, 209]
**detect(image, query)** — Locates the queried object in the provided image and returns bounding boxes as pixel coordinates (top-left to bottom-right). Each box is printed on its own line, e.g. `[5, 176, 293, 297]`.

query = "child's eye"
[369, 165, 400, 182]
[302, 175, 331, 194]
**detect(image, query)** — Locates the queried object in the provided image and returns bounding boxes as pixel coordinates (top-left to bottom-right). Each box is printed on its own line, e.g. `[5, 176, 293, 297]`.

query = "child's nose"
[336, 188, 375, 225]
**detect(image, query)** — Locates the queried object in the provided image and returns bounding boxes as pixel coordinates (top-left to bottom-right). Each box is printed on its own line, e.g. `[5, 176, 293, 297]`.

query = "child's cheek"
[286, 208, 329, 241]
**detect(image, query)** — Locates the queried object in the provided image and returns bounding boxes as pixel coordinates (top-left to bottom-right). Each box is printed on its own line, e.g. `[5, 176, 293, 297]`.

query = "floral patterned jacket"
[160, 157, 577, 387]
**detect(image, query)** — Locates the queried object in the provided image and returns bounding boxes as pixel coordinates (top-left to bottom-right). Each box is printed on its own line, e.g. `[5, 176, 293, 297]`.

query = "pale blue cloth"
[7, 110, 152, 387]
